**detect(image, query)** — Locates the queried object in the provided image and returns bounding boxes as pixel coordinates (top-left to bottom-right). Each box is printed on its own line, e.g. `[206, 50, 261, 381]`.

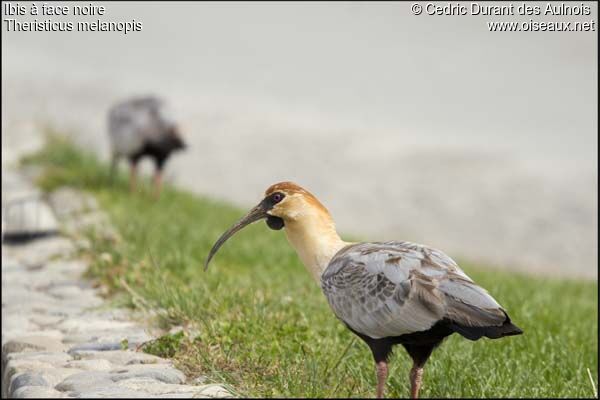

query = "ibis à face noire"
[108, 96, 186, 196]
[205, 182, 523, 398]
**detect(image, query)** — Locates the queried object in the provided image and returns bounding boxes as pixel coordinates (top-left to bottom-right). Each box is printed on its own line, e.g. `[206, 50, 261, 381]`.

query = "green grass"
[23, 136, 598, 398]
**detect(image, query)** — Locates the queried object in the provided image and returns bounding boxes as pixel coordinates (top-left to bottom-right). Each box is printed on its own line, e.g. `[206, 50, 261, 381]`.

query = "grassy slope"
[23, 137, 598, 398]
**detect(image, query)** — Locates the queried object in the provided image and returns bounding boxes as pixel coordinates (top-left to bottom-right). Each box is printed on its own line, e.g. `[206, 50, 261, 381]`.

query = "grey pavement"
[1, 169, 232, 398]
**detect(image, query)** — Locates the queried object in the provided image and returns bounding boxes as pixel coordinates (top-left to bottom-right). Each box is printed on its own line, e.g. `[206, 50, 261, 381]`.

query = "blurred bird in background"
[108, 96, 186, 197]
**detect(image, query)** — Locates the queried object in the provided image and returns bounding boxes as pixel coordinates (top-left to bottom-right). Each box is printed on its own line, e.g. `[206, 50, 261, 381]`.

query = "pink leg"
[410, 364, 424, 399]
[129, 163, 138, 193]
[153, 170, 162, 198]
[376, 360, 388, 398]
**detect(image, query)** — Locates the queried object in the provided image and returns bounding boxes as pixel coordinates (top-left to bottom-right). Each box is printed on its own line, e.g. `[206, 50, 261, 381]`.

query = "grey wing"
[108, 97, 174, 155]
[108, 99, 149, 155]
[321, 241, 507, 339]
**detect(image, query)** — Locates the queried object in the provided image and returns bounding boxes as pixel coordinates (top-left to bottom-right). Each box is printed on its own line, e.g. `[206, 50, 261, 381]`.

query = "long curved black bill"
[204, 203, 268, 271]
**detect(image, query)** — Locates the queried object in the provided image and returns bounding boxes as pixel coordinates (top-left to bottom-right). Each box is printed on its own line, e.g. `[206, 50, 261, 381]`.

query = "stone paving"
[1, 169, 232, 398]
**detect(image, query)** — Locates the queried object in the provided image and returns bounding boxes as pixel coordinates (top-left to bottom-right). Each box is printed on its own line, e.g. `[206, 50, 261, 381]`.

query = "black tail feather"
[446, 313, 523, 341]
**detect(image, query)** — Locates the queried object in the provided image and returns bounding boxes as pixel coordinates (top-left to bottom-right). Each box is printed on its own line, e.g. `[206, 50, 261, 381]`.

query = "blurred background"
[2, 2, 597, 279]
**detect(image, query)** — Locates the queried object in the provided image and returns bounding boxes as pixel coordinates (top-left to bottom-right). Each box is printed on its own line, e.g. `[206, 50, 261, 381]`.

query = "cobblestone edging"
[1, 169, 232, 398]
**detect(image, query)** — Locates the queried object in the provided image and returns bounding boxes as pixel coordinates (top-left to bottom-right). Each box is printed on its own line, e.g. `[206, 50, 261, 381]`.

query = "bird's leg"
[109, 154, 118, 184]
[409, 363, 424, 399]
[129, 162, 138, 193]
[153, 169, 162, 199]
[376, 360, 388, 398]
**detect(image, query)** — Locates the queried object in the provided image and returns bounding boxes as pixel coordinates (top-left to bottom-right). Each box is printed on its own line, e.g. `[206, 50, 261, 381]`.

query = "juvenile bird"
[205, 182, 522, 398]
[108, 96, 185, 197]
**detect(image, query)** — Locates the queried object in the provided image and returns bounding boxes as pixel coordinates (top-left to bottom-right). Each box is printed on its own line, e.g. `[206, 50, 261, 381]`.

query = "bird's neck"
[284, 211, 347, 282]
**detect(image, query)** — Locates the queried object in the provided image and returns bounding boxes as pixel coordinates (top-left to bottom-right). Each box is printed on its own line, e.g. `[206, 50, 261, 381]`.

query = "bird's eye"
[272, 193, 284, 203]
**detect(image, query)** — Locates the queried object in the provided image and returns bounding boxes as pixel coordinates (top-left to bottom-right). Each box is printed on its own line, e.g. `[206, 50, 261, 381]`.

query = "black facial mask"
[266, 215, 285, 230]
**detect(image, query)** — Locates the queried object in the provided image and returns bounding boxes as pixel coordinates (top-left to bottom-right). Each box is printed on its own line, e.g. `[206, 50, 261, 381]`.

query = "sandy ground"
[2, 3, 597, 279]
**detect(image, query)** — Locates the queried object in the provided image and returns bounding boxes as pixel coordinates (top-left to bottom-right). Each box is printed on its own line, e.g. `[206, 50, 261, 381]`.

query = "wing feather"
[321, 241, 509, 339]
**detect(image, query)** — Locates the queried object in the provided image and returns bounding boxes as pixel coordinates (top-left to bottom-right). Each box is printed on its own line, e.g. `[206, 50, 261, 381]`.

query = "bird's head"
[166, 126, 186, 151]
[261, 181, 332, 229]
[204, 181, 334, 270]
